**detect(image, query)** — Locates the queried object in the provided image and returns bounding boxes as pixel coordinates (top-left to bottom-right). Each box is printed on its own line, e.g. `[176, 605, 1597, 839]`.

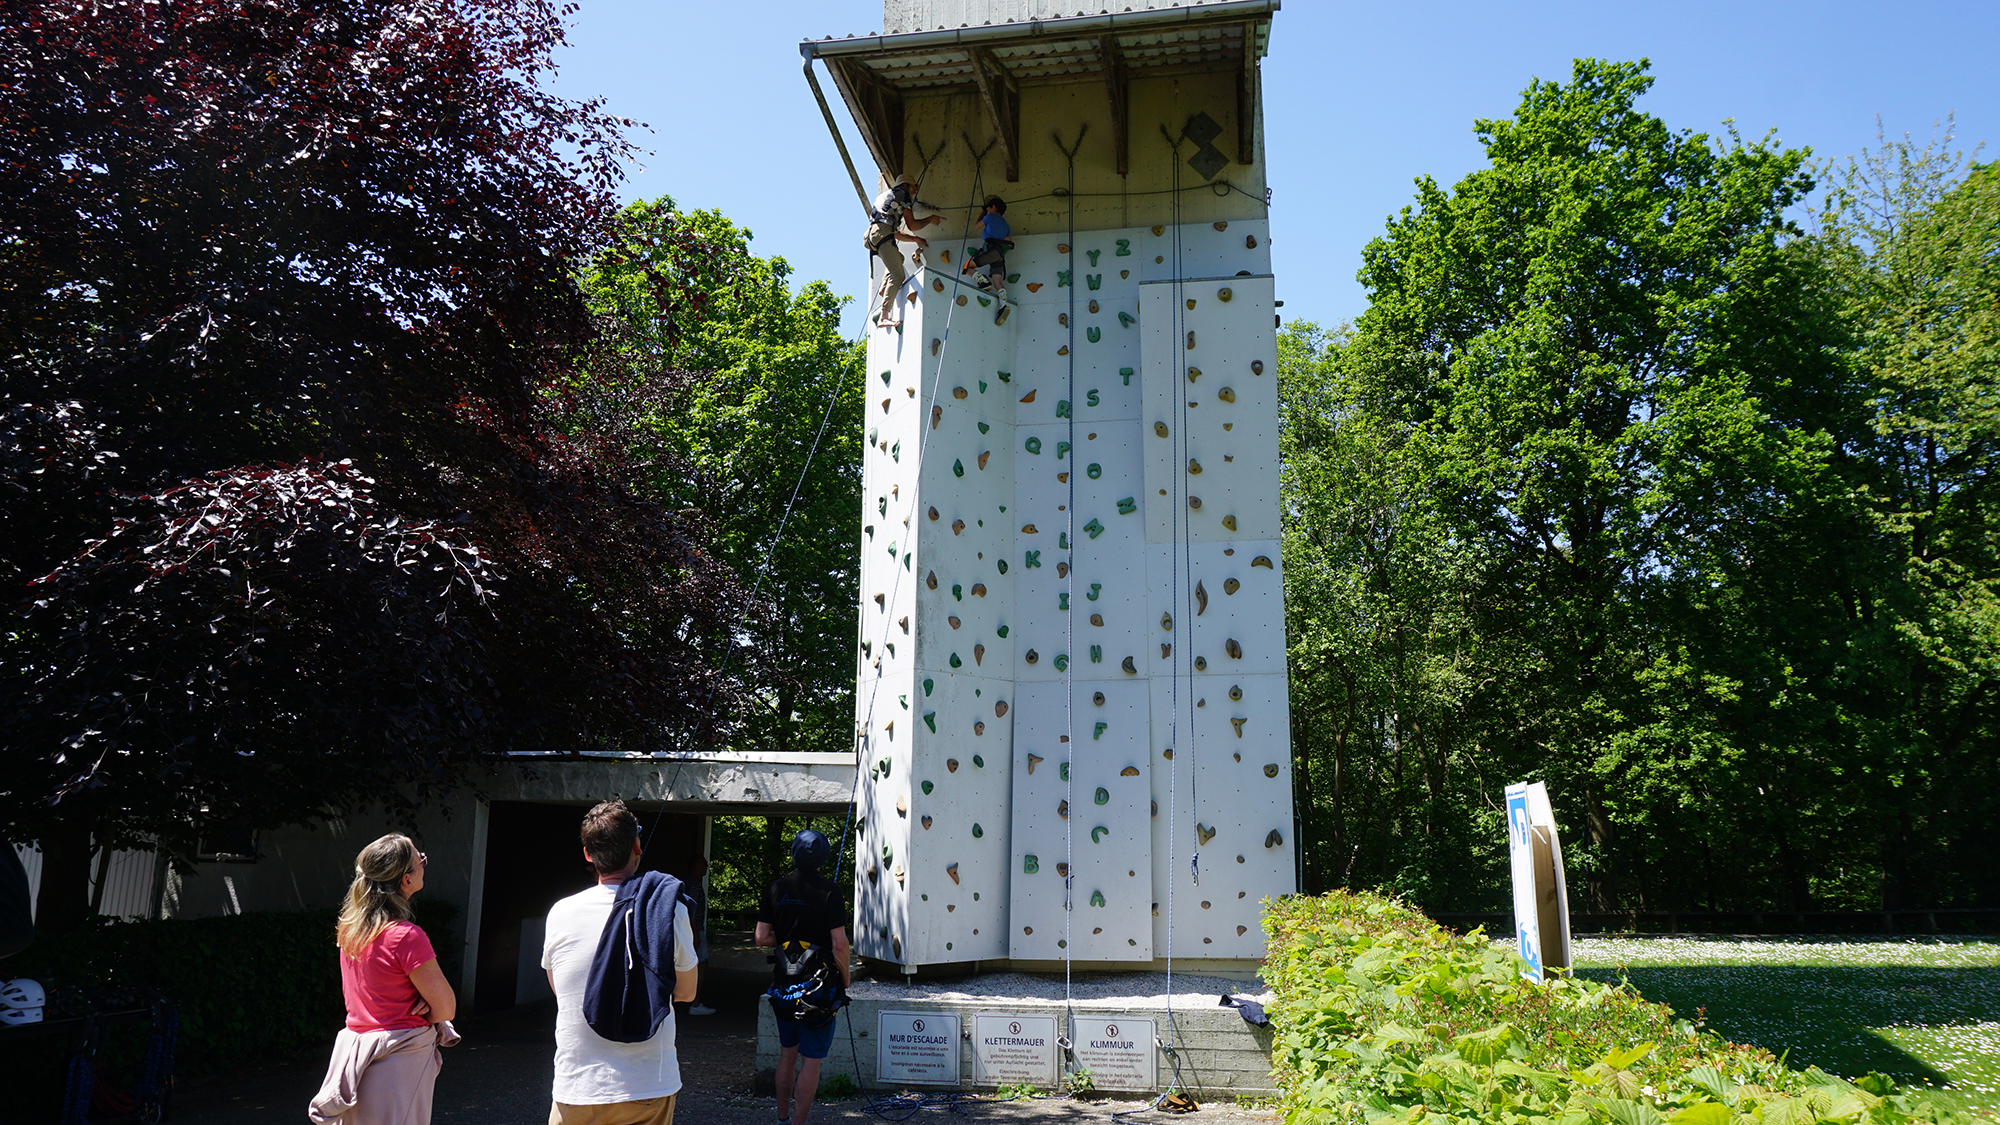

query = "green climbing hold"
[1116, 496, 1137, 514]
[972, 823, 984, 838]
[978, 296, 991, 307]
[923, 678, 934, 695]
[878, 757, 891, 776]
[1084, 518, 1104, 539]
[1118, 312, 1135, 328]
[949, 653, 962, 668]
[996, 370, 1012, 382]
[1025, 436, 1042, 455]
[952, 584, 963, 601]
[1094, 722, 1107, 740]
[882, 843, 893, 863]
[953, 458, 965, 477]
[1087, 583, 1102, 601]
[1087, 248, 1101, 266]
[1115, 239, 1131, 256]
[1057, 269, 1071, 287]
[1059, 761, 1070, 781]
[1089, 644, 1102, 663]
[1087, 463, 1102, 479]
[972, 754, 984, 768]
[880, 371, 892, 385]
[1090, 890, 1106, 907]
[996, 625, 1009, 638]
[921, 780, 933, 794]
[923, 712, 936, 732]
[1086, 326, 1101, 343]
[1053, 654, 1069, 671]
[1023, 855, 1039, 874]
[978, 379, 988, 393]
[1091, 826, 1109, 843]
[1006, 273, 1020, 284]
[997, 559, 1008, 574]
[978, 421, 990, 433]
[1095, 786, 1109, 805]
[1086, 274, 1102, 290]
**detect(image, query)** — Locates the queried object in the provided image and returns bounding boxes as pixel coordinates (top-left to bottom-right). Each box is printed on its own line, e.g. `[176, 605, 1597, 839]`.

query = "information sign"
[1504, 780, 1572, 983]
[1070, 1017, 1156, 1091]
[972, 1014, 1059, 1087]
[877, 1011, 960, 1085]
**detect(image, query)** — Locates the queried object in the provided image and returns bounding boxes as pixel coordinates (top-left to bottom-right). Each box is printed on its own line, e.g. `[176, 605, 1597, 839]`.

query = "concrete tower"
[804, 0, 1290, 973]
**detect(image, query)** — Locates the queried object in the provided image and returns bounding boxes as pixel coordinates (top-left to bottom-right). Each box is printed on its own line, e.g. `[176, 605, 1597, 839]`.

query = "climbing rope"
[1052, 122, 1088, 1086]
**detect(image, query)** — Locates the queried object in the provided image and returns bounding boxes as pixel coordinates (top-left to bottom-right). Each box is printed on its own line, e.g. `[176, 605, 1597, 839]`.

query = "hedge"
[1262, 891, 1970, 1125]
[0, 900, 456, 1115]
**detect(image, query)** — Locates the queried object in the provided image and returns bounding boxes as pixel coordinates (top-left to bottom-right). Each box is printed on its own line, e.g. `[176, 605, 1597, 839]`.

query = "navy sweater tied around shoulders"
[582, 870, 684, 1044]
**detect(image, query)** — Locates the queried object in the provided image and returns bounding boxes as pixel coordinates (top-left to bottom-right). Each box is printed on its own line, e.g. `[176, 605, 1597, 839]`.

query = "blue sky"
[549, 1, 1997, 336]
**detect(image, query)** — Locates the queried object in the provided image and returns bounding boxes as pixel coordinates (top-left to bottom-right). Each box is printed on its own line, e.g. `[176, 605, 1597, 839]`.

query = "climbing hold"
[1026, 282, 1043, 292]
[1122, 656, 1137, 674]
[1195, 582, 1208, 615]
[947, 863, 960, 884]
[974, 721, 985, 735]
[1086, 327, 1101, 343]
[953, 458, 965, 477]
[1252, 360, 1265, 375]
[972, 823, 983, 838]
[1222, 514, 1237, 531]
[1091, 826, 1109, 843]
[1094, 786, 1110, 805]
[1229, 684, 1243, 701]
[1060, 761, 1070, 780]
[1266, 829, 1284, 849]
[1057, 243, 1070, 254]
[971, 583, 987, 596]
[1197, 823, 1217, 845]
[1025, 649, 1038, 664]
[996, 625, 1009, 637]
[1024, 855, 1039, 874]
[973, 754, 984, 767]
[1246, 234, 1258, 248]
[1021, 523, 1038, 534]
[1020, 389, 1036, 403]
[1117, 497, 1137, 514]
[1186, 331, 1196, 350]
[1252, 555, 1273, 568]
[874, 592, 886, 607]
[948, 615, 961, 629]
[952, 584, 964, 600]
[1086, 462, 1102, 479]
[1226, 638, 1243, 659]
[931, 405, 942, 429]
[1090, 890, 1106, 907]
[973, 643, 985, 665]
[923, 713, 937, 732]
[1223, 577, 1240, 595]
[1089, 613, 1104, 626]
[1028, 753, 1044, 774]
[1214, 221, 1229, 231]
[956, 295, 967, 306]
[978, 451, 990, 470]
[995, 701, 1008, 717]
[1053, 653, 1069, 671]
[1188, 458, 1202, 475]
[896, 795, 907, 814]
[1160, 612, 1174, 631]
[1187, 366, 1201, 382]
[924, 678, 935, 695]
[1154, 421, 1170, 437]
[1218, 386, 1235, 403]
[1093, 722, 1107, 740]
[1219, 287, 1233, 302]
[923, 815, 933, 829]
[978, 421, 990, 432]
[1084, 518, 1104, 539]
[927, 506, 939, 521]
[1231, 717, 1247, 738]
[1186, 298, 1197, 311]
[1238, 925, 1249, 936]
[1188, 496, 1202, 509]
[949, 653, 962, 668]
[1160, 643, 1172, 659]
[878, 757, 892, 777]
[1057, 800, 1069, 819]
[1263, 763, 1280, 778]
[1195, 656, 1207, 670]
[1152, 225, 1165, 236]
[1057, 345, 1069, 356]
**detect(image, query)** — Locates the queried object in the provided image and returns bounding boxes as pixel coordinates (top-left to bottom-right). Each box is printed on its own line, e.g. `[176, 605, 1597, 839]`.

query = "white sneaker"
[689, 1004, 717, 1016]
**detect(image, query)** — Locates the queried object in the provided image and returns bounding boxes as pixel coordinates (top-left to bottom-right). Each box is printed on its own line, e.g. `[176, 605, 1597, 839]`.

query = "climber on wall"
[959, 195, 1012, 301]
[864, 174, 944, 329]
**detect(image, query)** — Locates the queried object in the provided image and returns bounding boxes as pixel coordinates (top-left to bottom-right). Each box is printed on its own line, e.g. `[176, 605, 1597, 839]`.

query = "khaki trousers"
[548, 1094, 675, 1125]
[872, 239, 908, 324]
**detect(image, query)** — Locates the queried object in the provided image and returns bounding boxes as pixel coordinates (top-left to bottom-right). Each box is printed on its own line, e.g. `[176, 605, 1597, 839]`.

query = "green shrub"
[1263, 891, 1971, 1125]
[0, 899, 458, 1113]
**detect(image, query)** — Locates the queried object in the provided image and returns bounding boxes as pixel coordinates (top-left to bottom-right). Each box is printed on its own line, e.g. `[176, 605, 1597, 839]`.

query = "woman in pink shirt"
[310, 834, 457, 1125]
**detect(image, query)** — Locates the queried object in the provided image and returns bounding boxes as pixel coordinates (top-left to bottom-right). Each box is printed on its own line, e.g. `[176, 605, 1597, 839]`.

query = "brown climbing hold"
[974, 721, 985, 734]
[1185, 298, 1197, 311]
[1197, 823, 1217, 845]
[952, 386, 968, 399]
[949, 615, 961, 629]
[868, 864, 879, 882]
[1162, 748, 1172, 760]
[932, 279, 944, 292]
[1056, 862, 1069, 876]
[1027, 753, 1043, 773]
[1213, 221, 1229, 231]
[1161, 612, 1174, 630]
[1090, 613, 1104, 626]
[1121, 269, 1130, 279]
[1201, 900, 1211, 909]
[1187, 366, 1201, 382]
[1252, 555, 1273, 568]
[926, 571, 939, 589]
[1152, 225, 1165, 236]
[973, 643, 985, 665]
[1058, 312, 1069, 328]
[1057, 471, 1070, 483]
[1218, 287, 1233, 302]
[956, 295, 967, 306]
[1121, 766, 1140, 777]
[1266, 829, 1284, 848]
[1223, 577, 1240, 595]
[1218, 386, 1235, 403]
[1025, 648, 1038, 664]
[1246, 234, 1258, 248]
[1023, 926, 1033, 935]
[1021, 523, 1038, 534]
[1238, 925, 1249, 936]
[1057, 800, 1069, 819]
[1155, 421, 1170, 437]
[874, 592, 885, 607]
[1229, 684, 1243, 701]
[972, 583, 987, 596]
[977, 451, 990, 470]
[1231, 717, 1247, 738]
[923, 815, 934, 829]
[1195, 581, 1208, 616]
[1027, 282, 1044, 292]
[947, 863, 960, 884]
[1093, 691, 1106, 706]
[1263, 763, 1280, 778]
[1226, 638, 1243, 659]
[1089, 300, 1099, 313]
[895, 867, 905, 886]
[1020, 388, 1036, 403]
[931, 338, 941, 356]
[1056, 561, 1069, 577]
[1222, 514, 1237, 531]
[1160, 643, 1172, 659]
[1057, 345, 1069, 355]
[898, 615, 909, 633]
[928, 506, 939, 521]
[1188, 495, 1202, 509]
[995, 700, 1008, 717]
[947, 758, 960, 772]
[1252, 360, 1265, 375]
[931, 405, 942, 429]
[1058, 243, 1071, 254]
[951, 519, 965, 535]
[1188, 458, 1202, 475]
[1122, 655, 1137, 674]
[1186, 331, 1196, 350]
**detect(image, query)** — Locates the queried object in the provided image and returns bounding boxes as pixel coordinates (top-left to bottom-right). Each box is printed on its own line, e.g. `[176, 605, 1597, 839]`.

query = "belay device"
[766, 941, 846, 1029]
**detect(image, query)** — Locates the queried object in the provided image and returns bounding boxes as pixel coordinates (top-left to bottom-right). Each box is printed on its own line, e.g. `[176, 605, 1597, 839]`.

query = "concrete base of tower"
[755, 969, 1280, 1098]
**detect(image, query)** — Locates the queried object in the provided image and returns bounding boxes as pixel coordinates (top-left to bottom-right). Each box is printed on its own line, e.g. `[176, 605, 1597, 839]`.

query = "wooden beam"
[827, 58, 906, 178]
[1236, 21, 1259, 166]
[966, 48, 1021, 182]
[1100, 37, 1129, 176]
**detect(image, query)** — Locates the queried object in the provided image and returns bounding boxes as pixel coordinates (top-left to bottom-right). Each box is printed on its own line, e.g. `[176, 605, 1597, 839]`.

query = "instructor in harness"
[864, 174, 943, 329]
[756, 830, 850, 1125]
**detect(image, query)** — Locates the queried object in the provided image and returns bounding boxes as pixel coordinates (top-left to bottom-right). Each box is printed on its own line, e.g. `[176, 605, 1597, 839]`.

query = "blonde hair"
[336, 834, 419, 958]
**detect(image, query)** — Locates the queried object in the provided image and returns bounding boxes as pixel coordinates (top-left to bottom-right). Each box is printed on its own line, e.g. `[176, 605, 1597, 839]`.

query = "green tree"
[570, 199, 865, 756]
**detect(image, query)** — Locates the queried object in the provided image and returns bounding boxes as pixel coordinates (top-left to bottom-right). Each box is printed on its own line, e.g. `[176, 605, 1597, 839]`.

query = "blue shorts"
[775, 1014, 836, 1059]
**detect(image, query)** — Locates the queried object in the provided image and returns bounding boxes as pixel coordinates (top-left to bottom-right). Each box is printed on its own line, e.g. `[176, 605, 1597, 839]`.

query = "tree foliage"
[1283, 61, 1999, 912]
[0, 0, 757, 929]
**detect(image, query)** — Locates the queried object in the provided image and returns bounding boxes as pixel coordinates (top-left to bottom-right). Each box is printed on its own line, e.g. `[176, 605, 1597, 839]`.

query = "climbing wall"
[853, 220, 1294, 969]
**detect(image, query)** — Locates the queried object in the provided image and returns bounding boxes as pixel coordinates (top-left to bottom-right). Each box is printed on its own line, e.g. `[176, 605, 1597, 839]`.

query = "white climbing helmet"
[0, 1004, 42, 1025]
[0, 978, 45, 1009]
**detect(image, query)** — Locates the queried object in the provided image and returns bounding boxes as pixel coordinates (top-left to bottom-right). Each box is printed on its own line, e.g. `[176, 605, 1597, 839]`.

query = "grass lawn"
[1570, 935, 2000, 1116]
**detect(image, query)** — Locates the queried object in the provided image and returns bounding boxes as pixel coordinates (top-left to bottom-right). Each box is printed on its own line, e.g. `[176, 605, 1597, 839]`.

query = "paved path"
[168, 960, 1279, 1125]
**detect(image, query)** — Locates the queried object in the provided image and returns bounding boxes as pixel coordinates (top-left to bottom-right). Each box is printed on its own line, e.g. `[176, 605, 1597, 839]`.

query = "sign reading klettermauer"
[1070, 1017, 1156, 1091]
[973, 1014, 1058, 1086]
[877, 1011, 960, 1085]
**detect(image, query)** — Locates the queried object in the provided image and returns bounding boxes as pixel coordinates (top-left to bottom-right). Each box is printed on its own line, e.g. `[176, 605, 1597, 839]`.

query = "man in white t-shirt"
[543, 800, 699, 1125]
